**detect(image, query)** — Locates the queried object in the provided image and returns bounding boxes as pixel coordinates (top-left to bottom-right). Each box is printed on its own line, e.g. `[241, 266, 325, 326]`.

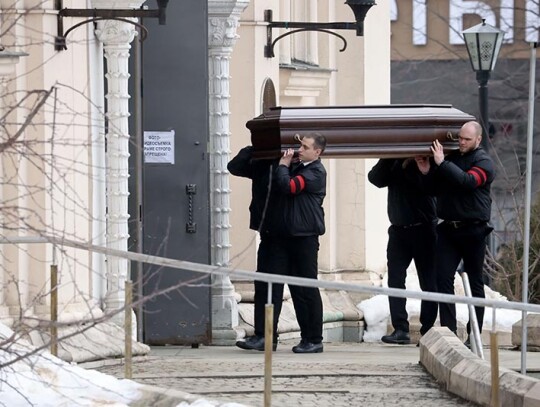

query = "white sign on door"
[144, 130, 175, 164]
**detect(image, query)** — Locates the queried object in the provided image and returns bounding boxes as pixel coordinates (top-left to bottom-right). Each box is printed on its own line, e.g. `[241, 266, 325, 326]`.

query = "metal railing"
[8, 234, 535, 313]
[2, 234, 539, 407]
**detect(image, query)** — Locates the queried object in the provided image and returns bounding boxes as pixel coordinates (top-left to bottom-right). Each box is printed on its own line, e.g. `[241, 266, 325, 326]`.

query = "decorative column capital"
[208, 0, 250, 49]
[91, 0, 145, 45]
[95, 19, 138, 46]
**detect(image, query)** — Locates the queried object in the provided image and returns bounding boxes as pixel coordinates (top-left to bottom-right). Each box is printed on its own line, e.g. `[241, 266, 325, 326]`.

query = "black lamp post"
[462, 19, 505, 149]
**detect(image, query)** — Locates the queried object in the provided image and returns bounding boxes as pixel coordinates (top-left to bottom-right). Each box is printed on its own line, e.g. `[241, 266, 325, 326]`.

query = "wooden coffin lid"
[247, 104, 476, 159]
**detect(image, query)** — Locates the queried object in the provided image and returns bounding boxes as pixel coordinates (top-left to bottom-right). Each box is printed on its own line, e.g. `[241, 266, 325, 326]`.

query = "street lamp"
[462, 19, 505, 149]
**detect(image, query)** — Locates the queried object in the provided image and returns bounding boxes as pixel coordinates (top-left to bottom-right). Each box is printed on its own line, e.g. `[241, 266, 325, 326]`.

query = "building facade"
[0, 0, 392, 354]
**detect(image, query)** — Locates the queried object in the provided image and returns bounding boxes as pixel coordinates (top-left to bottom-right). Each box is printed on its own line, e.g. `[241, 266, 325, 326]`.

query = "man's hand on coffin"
[279, 148, 295, 167]
[431, 140, 445, 166]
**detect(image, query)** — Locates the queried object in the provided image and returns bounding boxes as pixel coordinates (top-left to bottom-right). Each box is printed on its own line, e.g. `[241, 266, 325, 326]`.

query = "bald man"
[428, 121, 495, 342]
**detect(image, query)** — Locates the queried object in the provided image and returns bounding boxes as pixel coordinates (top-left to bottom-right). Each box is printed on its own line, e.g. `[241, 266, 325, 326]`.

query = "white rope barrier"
[3, 234, 540, 314]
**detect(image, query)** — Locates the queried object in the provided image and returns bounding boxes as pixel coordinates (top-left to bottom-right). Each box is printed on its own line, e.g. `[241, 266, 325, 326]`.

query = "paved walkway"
[89, 340, 540, 406]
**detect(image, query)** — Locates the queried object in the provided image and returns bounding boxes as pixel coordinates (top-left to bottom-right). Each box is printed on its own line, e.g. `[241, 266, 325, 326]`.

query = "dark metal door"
[136, 0, 211, 345]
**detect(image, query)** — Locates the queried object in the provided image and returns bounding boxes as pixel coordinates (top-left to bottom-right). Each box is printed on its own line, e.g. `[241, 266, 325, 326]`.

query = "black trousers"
[254, 235, 284, 341]
[436, 222, 491, 334]
[387, 223, 438, 335]
[254, 234, 323, 344]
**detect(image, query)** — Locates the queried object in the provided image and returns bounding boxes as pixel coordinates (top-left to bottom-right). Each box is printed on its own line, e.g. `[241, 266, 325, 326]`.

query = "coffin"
[247, 104, 476, 159]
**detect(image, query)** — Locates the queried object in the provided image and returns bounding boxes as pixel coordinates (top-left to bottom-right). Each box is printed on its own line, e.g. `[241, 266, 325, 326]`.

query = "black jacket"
[227, 146, 285, 236]
[368, 158, 437, 226]
[432, 147, 495, 222]
[274, 159, 326, 236]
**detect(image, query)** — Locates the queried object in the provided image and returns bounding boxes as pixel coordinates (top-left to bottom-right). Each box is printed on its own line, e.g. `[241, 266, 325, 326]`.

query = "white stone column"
[308, 0, 318, 65]
[279, 0, 292, 63]
[0, 50, 25, 324]
[208, 0, 249, 344]
[93, 0, 143, 321]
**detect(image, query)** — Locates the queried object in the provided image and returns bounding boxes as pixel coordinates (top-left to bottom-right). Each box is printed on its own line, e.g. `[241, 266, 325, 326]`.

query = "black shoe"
[381, 330, 411, 345]
[292, 341, 323, 354]
[236, 335, 277, 351]
[291, 338, 307, 353]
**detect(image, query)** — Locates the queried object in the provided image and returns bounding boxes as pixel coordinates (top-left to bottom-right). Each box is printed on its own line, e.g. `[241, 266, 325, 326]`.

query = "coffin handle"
[294, 133, 302, 142]
[446, 131, 459, 141]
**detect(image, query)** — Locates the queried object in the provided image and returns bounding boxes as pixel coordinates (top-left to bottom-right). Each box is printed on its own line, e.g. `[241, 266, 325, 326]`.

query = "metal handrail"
[2, 234, 540, 315]
[2, 234, 533, 405]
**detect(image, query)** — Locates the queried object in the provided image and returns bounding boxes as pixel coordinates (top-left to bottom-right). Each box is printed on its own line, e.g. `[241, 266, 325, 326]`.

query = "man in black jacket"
[228, 146, 284, 351]
[429, 121, 495, 339]
[229, 133, 327, 354]
[368, 157, 438, 344]
[274, 133, 327, 353]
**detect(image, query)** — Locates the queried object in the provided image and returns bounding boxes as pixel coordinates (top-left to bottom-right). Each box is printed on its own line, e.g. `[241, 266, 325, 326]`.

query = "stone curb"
[420, 327, 540, 407]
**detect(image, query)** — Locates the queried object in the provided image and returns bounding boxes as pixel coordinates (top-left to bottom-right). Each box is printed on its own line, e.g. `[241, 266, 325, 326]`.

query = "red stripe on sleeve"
[289, 179, 297, 194]
[297, 175, 305, 192]
[472, 166, 487, 183]
[469, 171, 482, 186]
[289, 176, 306, 194]
[468, 166, 487, 186]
